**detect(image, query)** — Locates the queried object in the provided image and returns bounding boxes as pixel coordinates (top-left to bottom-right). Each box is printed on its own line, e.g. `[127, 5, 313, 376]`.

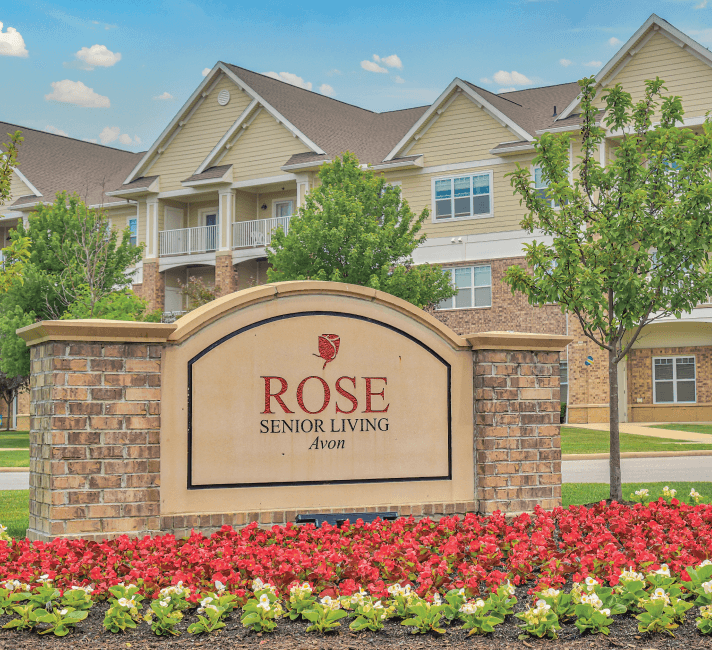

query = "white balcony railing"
[159, 225, 218, 257]
[232, 216, 291, 249]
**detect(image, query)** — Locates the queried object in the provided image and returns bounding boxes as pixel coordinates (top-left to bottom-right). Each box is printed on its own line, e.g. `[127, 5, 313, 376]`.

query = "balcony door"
[198, 208, 219, 253]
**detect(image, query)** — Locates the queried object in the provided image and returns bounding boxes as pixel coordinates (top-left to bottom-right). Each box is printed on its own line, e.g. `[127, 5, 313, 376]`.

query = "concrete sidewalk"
[566, 422, 712, 443]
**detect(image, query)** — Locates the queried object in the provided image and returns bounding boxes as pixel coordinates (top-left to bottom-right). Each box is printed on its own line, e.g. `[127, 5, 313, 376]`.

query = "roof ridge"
[221, 63, 376, 115]
[377, 105, 430, 115]
[0, 121, 145, 155]
[498, 80, 581, 93]
[461, 81, 524, 108]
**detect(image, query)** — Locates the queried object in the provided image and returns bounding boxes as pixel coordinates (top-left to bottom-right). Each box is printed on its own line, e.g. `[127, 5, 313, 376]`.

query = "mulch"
[0, 601, 709, 650]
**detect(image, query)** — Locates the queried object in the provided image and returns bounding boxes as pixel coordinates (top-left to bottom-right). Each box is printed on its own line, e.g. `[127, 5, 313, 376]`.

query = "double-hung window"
[437, 265, 492, 310]
[128, 218, 137, 247]
[653, 356, 696, 403]
[433, 172, 492, 221]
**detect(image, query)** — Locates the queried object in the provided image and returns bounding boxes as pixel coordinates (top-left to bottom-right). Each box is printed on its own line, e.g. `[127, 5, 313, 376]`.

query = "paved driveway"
[0, 472, 29, 490]
[563, 455, 712, 483]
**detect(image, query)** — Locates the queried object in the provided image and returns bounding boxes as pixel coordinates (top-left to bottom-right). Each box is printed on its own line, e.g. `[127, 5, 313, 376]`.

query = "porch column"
[296, 173, 310, 209]
[218, 189, 235, 252]
[145, 197, 159, 260]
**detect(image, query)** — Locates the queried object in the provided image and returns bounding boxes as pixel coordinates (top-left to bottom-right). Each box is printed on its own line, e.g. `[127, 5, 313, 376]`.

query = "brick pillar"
[473, 349, 562, 514]
[28, 341, 163, 541]
[215, 253, 238, 297]
[141, 261, 165, 313]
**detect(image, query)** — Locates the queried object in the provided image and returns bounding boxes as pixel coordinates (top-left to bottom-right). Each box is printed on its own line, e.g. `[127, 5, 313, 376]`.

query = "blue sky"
[2, 0, 712, 152]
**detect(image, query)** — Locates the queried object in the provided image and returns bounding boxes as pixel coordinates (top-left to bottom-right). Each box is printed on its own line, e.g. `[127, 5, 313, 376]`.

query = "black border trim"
[187, 311, 452, 490]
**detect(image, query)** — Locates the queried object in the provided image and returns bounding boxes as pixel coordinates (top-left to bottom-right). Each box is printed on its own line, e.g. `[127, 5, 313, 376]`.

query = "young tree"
[267, 152, 456, 309]
[0, 192, 149, 378]
[0, 371, 29, 431]
[505, 77, 712, 501]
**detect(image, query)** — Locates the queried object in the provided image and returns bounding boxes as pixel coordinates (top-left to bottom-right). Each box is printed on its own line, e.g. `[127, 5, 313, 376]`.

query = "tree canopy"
[267, 152, 455, 309]
[505, 77, 712, 500]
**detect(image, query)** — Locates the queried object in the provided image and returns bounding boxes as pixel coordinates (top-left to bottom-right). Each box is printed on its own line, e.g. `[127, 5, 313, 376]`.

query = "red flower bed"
[1, 501, 710, 601]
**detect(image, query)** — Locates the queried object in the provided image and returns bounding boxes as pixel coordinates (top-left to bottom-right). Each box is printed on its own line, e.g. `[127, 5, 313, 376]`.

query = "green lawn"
[1, 490, 29, 539]
[650, 423, 712, 436]
[0, 431, 29, 449]
[561, 426, 712, 454]
[2, 485, 711, 539]
[0, 450, 29, 468]
[562, 482, 712, 507]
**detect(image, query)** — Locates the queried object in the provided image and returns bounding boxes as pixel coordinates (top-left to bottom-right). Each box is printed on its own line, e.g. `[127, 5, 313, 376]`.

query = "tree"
[267, 152, 456, 309]
[0, 192, 150, 378]
[0, 371, 29, 431]
[505, 77, 712, 501]
[1, 130, 31, 291]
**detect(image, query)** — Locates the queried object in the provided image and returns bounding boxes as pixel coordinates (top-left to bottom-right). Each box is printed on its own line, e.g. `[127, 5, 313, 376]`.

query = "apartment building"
[3, 13, 712, 425]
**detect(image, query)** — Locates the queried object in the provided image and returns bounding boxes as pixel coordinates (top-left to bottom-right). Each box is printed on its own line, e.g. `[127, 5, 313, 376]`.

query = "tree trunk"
[609, 348, 622, 501]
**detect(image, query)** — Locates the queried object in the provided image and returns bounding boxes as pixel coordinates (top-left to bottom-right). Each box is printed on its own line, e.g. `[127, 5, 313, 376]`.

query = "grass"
[561, 426, 712, 454]
[0, 450, 29, 468]
[562, 481, 712, 507]
[650, 423, 712, 436]
[2, 484, 711, 540]
[0, 431, 29, 449]
[0, 490, 29, 539]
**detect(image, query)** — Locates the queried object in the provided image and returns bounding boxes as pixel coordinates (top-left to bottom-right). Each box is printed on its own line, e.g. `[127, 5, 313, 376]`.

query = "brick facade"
[137, 261, 165, 313]
[28, 341, 162, 541]
[473, 350, 562, 514]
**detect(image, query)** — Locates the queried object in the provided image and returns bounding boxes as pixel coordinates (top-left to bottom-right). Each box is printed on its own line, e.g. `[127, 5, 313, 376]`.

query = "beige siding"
[595, 32, 712, 118]
[106, 204, 138, 238]
[253, 189, 297, 220]
[235, 190, 257, 222]
[409, 94, 517, 167]
[222, 110, 310, 182]
[4, 171, 34, 207]
[187, 200, 219, 228]
[137, 201, 147, 251]
[389, 156, 534, 239]
[148, 77, 254, 191]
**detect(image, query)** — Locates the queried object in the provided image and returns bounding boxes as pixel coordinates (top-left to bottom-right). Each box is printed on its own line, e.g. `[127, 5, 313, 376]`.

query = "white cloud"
[83, 138, 98, 143]
[608, 37, 622, 47]
[696, 0, 708, 9]
[493, 70, 531, 86]
[319, 83, 334, 96]
[480, 77, 492, 84]
[91, 20, 118, 30]
[361, 59, 388, 73]
[153, 91, 174, 100]
[326, 68, 341, 76]
[45, 125, 69, 137]
[559, 58, 573, 67]
[0, 21, 28, 58]
[118, 134, 133, 145]
[99, 126, 121, 144]
[373, 54, 402, 69]
[202, 67, 211, 76]
[583, 60, 603, 68]
[264, 71, 313, 90]
[498, 87, 517, 93]
[688, 28, 712, 44]
[134, 135, 142, 145]
[395, 75, 405, 84]
[45, 80, 110, 108]
[74, 44, 121, 69]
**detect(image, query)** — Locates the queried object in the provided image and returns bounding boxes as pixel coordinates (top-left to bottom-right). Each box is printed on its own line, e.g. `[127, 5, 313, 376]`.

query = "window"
[560, 361, 568, 404]
[274, 200, 293, 219]
[533, 166, 561, 208]
[437, 265, 491, 310]
[128, 218, 137, 247]
[433, 172, 492, 221]
[654, 356, 696, 404]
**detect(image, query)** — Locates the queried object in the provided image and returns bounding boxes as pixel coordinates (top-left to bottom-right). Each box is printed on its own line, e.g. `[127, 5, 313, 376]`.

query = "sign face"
[188, 311, 452, 489]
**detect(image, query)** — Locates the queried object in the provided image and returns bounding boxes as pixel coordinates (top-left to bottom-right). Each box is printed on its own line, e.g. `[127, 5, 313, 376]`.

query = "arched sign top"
[169, 281, 470, 350]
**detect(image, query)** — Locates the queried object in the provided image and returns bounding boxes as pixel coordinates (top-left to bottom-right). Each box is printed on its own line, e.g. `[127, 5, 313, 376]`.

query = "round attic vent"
[217, 89, 230, 106]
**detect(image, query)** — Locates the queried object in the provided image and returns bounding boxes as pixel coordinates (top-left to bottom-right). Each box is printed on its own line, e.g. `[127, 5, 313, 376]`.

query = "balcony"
[159, 225, 218, 257]
[232, 216, 291, 249]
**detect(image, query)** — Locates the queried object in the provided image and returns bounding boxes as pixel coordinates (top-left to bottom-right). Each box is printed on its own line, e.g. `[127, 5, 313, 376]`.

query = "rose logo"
[314, 334, 340, 369]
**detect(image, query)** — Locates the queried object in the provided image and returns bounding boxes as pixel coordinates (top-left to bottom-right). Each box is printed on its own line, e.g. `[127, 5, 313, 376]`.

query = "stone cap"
[466, 331, 573, 352]
[17, 320, 177, 346]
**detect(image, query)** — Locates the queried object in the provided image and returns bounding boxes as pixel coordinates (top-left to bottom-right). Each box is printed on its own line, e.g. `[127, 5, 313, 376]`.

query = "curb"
[0, 467, 29, 472]
[562, 450, 712, 461]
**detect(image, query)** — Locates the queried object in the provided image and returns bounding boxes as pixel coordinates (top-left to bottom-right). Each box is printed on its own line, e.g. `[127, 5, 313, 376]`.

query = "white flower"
[159, 599, 170, 608]
[702, 580, 712, 595]
[214, 580, 226, 593]
[700, 560, 712, 568]
[200, 597, 214, 607]
[540, 588, 560, 598]
[502, 581, 515, 596]
[59, 609, 68, 616]
[205, 603, 219, 612]
[118, 598, 130, 607]
[0, 525, 6, 532]
[651, 588, 670, 605]
[584, 576, 599, 592]
[257, 601, 270, 611]
[259, 594, 270, 605]
[634, 488, 649, 497]
[601, 608, 611, 617]
[589, 593, 603, 609]
[653, 564, 671, 577]
[619, 568, 645, 583]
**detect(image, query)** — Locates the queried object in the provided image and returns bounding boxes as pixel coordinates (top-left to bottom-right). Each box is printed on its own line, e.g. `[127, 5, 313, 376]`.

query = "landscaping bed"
[0, 500, 710, 648]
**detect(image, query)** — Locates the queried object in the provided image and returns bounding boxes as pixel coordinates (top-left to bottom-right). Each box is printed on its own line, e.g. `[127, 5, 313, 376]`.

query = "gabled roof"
[0, 121, 144, 208]
[558, 13, 712, 120]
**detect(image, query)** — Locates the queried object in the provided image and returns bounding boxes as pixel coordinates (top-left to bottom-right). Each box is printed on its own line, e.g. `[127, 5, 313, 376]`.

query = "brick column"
[28, 339, 164, 541]
[469, 336, 567, 515]
[215, 253, 238, 297]
[141, 261, 165, 313]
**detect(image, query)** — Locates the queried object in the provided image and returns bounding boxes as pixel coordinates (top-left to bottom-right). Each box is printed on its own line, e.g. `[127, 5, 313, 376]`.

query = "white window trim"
[532, 142, 572, 209]
[436, 264, 492, 311]
[431, 170, 494, 223]
[198, 206, 219, 227]
[128, 218, 138, 246]
[272, 198, 296, 219]
[652, 355, 697, 404]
